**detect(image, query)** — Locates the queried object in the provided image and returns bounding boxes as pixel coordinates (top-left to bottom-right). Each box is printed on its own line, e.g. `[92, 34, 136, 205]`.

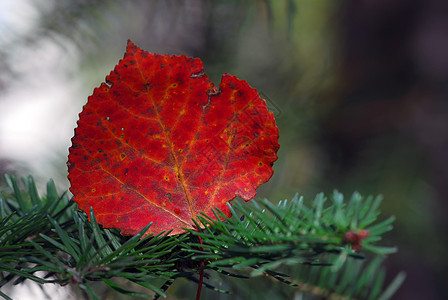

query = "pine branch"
[0, 174, 404, 299]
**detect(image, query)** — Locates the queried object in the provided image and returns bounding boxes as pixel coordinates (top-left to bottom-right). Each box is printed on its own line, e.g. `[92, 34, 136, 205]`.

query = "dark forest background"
[1, 1, 447, 299]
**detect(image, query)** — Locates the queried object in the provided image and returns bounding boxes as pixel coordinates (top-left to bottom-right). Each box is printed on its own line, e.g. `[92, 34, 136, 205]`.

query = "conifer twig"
[0, 174, 404, 299]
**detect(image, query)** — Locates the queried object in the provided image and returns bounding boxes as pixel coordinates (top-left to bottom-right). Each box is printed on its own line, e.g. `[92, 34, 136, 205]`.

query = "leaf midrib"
[135, 56, 195, 223]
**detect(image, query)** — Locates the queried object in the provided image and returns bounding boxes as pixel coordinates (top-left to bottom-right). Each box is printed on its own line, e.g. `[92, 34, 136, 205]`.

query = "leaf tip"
[126, 39, 139, 54]
[126, 39, 135, 47]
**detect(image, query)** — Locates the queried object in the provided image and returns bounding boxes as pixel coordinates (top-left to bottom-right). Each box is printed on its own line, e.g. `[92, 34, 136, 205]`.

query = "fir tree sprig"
[0, 174, 404, 299]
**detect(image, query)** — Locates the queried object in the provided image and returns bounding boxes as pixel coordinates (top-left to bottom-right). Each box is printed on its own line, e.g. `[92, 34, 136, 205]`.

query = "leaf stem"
[196, 234, 204, 300]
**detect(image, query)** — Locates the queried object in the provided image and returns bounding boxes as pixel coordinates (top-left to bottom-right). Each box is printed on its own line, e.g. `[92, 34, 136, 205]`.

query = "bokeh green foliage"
[1, 0, 446, 298]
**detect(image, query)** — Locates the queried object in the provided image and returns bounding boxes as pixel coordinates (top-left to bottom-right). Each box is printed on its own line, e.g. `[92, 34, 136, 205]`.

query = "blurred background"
[1, 0, 447, 299]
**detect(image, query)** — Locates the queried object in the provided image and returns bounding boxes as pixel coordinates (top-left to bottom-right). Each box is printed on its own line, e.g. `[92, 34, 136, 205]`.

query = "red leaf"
[68, 40, 279, 236]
